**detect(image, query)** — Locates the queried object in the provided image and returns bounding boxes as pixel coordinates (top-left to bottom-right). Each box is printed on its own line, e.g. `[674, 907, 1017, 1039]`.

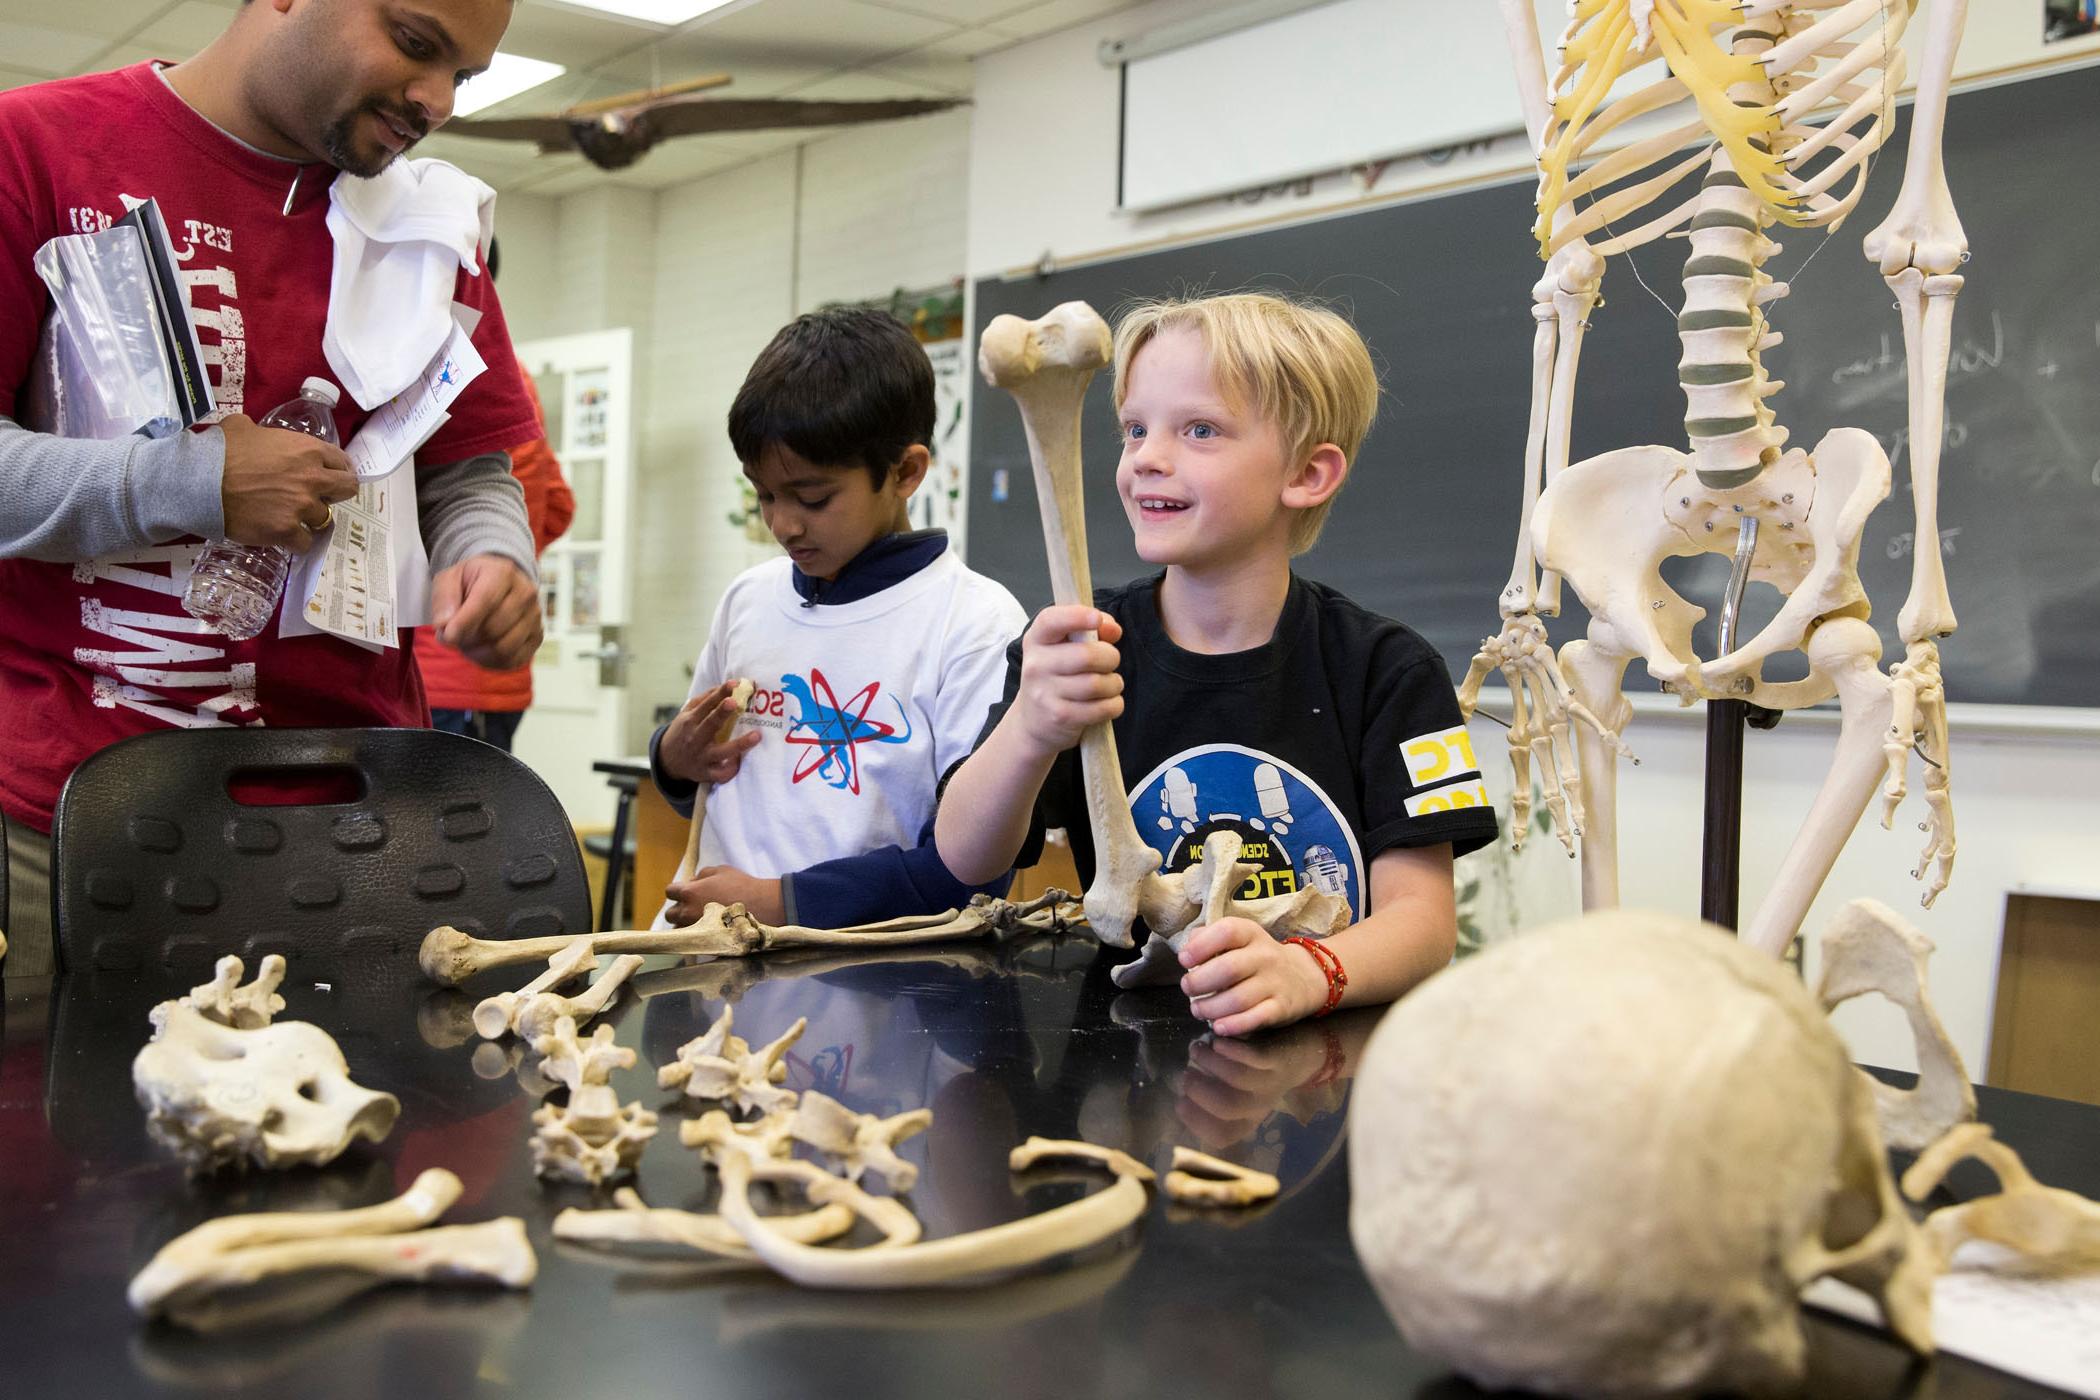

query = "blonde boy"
[936, 292, 1498, 1035]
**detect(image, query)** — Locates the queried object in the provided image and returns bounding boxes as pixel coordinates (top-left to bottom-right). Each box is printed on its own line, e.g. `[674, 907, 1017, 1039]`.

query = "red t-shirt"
[0, 63, 538, 832]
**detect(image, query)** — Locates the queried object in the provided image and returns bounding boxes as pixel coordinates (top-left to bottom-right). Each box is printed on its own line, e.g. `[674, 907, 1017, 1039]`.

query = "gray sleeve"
[416, 450, 536, 579]
[0, 415, 225, 561]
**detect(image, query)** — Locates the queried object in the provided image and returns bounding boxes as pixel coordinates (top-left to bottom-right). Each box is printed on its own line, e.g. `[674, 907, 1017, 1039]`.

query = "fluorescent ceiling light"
[549, 0, 746, 25]
[455, 52, 568, 117]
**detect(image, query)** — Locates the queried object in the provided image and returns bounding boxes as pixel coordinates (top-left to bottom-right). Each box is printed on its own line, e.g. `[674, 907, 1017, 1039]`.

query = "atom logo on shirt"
[781, 668, 914, 794]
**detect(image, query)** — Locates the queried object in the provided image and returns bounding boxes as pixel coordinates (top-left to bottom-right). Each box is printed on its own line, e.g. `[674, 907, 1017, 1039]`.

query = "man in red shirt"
[0, 0, 542, 974]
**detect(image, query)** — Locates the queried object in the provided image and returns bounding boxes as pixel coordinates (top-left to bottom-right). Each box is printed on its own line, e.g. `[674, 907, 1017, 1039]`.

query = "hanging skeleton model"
[1460, 0, 1971, 956]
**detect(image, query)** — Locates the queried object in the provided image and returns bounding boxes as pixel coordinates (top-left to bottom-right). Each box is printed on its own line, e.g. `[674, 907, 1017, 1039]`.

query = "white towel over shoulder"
[323, 159, 496, 410]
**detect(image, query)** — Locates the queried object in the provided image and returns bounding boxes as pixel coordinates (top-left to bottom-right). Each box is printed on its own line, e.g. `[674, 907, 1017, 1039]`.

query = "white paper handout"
[283, 321, 482, 648]
[1807, 1251, 2100, 1397]
[344, 322, 486, 480]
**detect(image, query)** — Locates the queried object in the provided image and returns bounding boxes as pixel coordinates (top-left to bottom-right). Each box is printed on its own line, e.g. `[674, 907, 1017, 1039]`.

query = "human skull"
[1348, 910, 1935, 1398]
[133, 1002, 400, 1173]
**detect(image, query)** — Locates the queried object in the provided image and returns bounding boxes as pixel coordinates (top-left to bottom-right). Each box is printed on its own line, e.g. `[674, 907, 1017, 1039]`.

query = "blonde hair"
[1112, 290, 1379, 556]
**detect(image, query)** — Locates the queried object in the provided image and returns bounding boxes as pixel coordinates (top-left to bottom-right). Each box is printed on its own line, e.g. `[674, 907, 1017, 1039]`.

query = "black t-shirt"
[970, 572, 1498, 922]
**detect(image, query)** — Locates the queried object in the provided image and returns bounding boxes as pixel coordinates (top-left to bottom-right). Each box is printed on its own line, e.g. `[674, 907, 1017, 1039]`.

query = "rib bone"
[1162, 1145, 1281, 1207]
[713, 1143, 1150, 1290]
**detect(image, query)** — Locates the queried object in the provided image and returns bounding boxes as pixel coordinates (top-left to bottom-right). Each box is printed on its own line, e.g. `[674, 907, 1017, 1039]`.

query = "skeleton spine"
[1679, 25, 1789, 490]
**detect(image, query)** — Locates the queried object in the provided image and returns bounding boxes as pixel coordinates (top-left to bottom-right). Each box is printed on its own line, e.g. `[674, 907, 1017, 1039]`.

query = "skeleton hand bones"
[1456, 613, 1634, 854]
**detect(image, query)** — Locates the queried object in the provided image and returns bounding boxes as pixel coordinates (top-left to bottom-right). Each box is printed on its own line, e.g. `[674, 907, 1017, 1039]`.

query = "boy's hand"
[1178, 919, 1330, 1038]
[664, 865, 784, 927]
[1175, 1032, 1333, 1148]
[660, 681, 761, 784]
[1013, 605, 1124, 758]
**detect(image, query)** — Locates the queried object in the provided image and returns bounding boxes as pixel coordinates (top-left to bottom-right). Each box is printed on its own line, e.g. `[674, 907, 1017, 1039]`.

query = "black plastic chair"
[50, 727, 592, 986]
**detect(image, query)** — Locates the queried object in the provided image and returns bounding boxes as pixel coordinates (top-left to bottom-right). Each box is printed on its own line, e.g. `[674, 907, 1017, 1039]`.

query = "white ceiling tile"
[511, 161, 614, 197]
[782, 66, 956, 100]
[0, 19, 120, 76]
[984, 0, 1145, 42]
[590, 46, 827, 100]
[854, 0, 1037, 23]
[135, 1, 239, 56]
[916, 24, 1021, 59]
[862, 43, 972, 93]
[662, 0, 953, 59]
[496, 4, 666, 67]
[75, 44, 165, 76]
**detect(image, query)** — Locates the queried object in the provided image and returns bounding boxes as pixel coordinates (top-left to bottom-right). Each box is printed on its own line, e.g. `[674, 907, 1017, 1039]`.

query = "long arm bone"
[422, 897, 1046, 987]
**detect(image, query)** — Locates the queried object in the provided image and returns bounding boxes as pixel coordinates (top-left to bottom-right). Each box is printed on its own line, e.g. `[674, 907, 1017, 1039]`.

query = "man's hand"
[1178, 919, 1330, 1038]
[664, 865, 783, 927]
[218, 413, 360, 553]
[1012, 604, 1123, 759]
[431, 554, 541, 668]
[659, 681, 762, 785]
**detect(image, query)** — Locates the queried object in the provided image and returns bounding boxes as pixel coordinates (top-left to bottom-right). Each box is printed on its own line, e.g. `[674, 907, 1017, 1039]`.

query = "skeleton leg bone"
[1742, 617, 1894, 959]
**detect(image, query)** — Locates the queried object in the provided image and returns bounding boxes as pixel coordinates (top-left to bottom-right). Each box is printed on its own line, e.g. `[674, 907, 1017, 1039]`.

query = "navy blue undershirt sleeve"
[785, 811, 1014, 927]
[648, 720, 699, 820]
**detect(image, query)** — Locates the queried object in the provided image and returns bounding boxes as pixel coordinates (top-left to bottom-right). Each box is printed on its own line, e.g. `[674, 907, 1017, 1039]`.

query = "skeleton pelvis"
[1535, 428, 1890, 703]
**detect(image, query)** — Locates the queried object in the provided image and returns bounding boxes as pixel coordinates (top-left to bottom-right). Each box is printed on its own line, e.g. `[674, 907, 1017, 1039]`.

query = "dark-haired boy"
[648, 309, 1026, 929]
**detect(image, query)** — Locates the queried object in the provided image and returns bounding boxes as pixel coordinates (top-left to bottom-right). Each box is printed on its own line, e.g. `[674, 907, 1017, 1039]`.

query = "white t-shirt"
[675, 550, 1025, 895]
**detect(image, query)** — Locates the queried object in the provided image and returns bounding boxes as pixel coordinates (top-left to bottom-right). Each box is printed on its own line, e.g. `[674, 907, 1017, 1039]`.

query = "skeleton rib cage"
[1462, 0, 1972, 959]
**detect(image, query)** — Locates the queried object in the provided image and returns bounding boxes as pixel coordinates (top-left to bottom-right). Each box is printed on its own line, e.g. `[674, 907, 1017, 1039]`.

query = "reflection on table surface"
[2, 934, 2091, 1399]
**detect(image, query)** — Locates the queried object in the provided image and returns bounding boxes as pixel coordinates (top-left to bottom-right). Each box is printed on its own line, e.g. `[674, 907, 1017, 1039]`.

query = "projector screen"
[1117, 0, 1562, 213]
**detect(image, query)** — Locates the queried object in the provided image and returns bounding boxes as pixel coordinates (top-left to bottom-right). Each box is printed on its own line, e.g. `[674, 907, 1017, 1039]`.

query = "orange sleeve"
[510, 366, 575, 556]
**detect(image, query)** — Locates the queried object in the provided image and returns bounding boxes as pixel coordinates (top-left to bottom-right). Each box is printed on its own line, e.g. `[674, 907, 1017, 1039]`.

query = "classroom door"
[510, 328, 636, 828]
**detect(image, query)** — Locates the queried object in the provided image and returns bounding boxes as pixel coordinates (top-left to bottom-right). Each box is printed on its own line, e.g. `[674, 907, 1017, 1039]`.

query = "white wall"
[966, 0, 2100, 1077]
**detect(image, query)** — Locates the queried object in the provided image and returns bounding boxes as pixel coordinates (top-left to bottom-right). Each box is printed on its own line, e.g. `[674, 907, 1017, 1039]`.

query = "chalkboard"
[967, 62, 2100, 708]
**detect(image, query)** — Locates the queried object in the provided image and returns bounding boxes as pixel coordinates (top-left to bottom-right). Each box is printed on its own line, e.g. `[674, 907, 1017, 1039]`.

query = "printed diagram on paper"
[345, 323, 486, 480]
[286, 324, 485, 648]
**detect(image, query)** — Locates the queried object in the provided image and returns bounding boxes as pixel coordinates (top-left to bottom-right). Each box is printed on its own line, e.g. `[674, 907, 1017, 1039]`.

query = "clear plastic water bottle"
[184, 377, 342, 641]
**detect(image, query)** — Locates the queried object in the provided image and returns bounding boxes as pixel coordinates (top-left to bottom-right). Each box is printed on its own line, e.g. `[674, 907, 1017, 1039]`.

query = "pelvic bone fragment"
[658, 1006, 805, 1117]
[134, 1002, 399, 1174]
[182, 954, 287, 1028]
[1812, 897, 1975, 1152]
[129, 1168, 535, 1331]
[1162, 1146, 1280, 1208]
[528, 1014, 657, 1185]
[1902, 1123, 2100, 1271]
[1349, 909, 1935, 1397]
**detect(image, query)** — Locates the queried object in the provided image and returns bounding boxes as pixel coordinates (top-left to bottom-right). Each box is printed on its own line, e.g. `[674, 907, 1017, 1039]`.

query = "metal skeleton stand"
[1701, 519, 1782, 930]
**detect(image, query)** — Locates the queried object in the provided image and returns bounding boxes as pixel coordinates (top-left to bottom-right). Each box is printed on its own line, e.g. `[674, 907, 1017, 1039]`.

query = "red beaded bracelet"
[1285, 935, 1348, 1018]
